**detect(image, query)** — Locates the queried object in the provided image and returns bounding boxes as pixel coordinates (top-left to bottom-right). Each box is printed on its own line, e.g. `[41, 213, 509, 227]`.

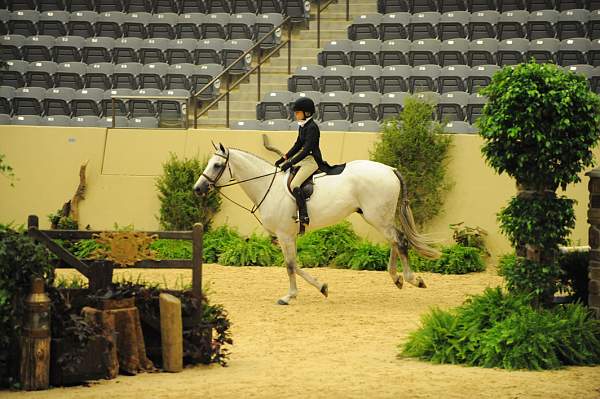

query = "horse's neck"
[228, 150, 278, 205]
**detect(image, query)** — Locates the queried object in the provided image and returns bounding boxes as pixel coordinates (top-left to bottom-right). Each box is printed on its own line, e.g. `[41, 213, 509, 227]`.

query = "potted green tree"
[478, 61, 600, 306]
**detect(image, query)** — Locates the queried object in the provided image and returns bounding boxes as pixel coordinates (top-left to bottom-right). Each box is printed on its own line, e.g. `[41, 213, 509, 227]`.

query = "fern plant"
[218, 234, 283, 266]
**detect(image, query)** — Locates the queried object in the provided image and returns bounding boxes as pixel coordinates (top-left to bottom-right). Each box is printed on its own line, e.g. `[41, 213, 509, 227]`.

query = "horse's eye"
[213, 164, 221, 169]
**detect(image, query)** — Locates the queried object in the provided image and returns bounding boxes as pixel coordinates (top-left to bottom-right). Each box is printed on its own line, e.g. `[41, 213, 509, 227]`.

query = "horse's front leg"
[276, 236, 299, 305]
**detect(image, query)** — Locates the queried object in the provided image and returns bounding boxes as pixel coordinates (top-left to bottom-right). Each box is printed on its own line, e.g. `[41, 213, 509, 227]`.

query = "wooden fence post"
[159, 293, 183, 372]
[192, 223, 203, 304]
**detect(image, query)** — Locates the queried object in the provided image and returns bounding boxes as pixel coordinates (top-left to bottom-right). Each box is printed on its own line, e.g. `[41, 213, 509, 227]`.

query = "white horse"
[194, 143, 440, 305]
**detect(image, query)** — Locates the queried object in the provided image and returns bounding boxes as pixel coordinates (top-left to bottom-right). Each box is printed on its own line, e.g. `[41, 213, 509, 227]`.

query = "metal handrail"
[194, 39, 290, 127]
[192, 16, 292, 128]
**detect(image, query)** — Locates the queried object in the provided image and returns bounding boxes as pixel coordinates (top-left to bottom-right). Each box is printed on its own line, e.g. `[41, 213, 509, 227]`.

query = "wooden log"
[20, 338, 50, 390]
[80, 307, 119, 379]
[107, 305, 153, 375]
[159, 293, 183, 372]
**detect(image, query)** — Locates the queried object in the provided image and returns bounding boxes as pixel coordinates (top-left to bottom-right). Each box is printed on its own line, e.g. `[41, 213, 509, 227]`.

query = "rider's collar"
[297, 116, 312, 128]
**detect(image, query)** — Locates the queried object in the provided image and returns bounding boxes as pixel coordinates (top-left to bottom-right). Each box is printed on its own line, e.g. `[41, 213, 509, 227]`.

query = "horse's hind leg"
[395, 230, 427, 288]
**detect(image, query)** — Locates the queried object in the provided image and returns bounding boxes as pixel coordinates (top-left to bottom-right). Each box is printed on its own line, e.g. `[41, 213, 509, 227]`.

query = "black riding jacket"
[285, 118, 326, 169]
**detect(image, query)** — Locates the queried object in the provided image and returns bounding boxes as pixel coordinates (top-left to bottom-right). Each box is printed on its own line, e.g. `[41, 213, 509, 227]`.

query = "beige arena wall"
[0, 125, 597, 257]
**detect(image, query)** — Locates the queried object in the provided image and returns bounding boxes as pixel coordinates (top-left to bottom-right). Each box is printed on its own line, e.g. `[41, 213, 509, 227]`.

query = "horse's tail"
[393, 169, 441, 259]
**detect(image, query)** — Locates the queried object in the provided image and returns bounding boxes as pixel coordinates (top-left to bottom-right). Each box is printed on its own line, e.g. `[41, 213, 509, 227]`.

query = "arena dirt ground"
[4, 264, 600, 399]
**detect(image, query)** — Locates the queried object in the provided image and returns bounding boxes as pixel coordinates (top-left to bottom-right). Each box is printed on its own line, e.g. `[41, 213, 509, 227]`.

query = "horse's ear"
[211, 140, 217, 150]
[219, 143, 226, 153]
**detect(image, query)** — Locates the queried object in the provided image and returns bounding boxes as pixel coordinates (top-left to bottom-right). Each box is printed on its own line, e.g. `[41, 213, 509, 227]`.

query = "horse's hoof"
[277, 299, 289, 305]
[395, 276, 403, 289]
[320, 283, 328, 298]
[417, 277, 427, 288]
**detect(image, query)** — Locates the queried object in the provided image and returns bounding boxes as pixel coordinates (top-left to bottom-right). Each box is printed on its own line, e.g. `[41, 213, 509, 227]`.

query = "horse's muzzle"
[194, 183, 209, 196]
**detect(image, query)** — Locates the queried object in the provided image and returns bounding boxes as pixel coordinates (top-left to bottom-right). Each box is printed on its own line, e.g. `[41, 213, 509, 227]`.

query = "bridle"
[201, 151, 232, 187]
[201, 149, 282, 225]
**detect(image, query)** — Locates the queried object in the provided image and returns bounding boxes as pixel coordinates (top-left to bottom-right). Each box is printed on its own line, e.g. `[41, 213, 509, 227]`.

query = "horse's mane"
[228, 147, 273, 165]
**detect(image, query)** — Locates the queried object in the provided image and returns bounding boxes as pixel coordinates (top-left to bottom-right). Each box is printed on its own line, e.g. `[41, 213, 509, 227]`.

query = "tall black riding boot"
[292, 187, 309, 226]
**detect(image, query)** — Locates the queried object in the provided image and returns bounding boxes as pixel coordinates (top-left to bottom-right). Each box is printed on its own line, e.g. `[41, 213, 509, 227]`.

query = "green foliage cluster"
[68, 223, 486, 274]
[334, 242, 390, 271]
[0, 227, 55, 387]
[479, 61, 600, 305]
[497, 254, 562, 300]
[498, 195, 576, 249]
[449, 223, 488, 254]
[218, 234, 283, 266]
[411, 245, 485, 274]
[296, 222, 360, 267]
[371, 97, 453, 226]
[156, 153, 222, 231]
[479, 61, 600, 190]
[499, 251, 590, 305]
[0, 153, 16, 187]
[401, 287, 600, 370]
[47, 210, 78, 230]
[150, 239, 193, 260]
[203, 225, 243, 263]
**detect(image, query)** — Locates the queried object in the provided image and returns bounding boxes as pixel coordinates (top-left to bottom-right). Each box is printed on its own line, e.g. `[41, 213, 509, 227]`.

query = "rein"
[205, 150, 282, 225]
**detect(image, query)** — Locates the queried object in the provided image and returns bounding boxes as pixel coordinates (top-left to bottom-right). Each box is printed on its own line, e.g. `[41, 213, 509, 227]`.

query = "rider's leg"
[290, 156, 318, 224]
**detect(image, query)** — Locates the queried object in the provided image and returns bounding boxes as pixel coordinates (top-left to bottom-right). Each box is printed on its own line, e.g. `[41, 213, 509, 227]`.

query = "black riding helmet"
[292, 97, 315, 118]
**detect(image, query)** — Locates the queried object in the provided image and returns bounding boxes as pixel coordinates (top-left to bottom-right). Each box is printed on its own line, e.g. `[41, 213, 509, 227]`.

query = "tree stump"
[99, 298, 154, 374]
[81, 307, 119, 379]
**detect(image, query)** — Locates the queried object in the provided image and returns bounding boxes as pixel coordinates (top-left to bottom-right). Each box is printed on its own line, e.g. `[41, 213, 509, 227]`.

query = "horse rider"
[275, 97, 326, 228]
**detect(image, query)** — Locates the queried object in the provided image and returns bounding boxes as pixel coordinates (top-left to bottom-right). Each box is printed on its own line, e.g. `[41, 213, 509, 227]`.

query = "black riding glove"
[281, 162, 292, 171]
[275, 157, 285, 167]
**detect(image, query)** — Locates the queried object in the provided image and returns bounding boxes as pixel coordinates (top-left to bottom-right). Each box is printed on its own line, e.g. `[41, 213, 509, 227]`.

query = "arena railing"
[192, 16, 293, 129]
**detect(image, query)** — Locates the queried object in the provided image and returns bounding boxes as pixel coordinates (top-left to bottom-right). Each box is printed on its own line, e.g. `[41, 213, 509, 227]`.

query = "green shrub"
[497, 194, 576, 249]
[401, 287, 600, 370]
[297, 222, 360, 267]
[449, 222, 488, 254]
[334, 241, 390, 271]
[203, 225, 243, 263]
[498, 254, 562, 302]
[479, 61, 600, 191]
[479, 62, 600, 306]
[371, 97, 453, 226]
[156, 153, 221, 231]
[218, 234, 282, 266]
[411, 245, 485, 274]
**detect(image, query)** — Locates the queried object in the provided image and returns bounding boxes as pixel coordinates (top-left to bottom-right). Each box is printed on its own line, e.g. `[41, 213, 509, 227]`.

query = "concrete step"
[308, 20, 352, 30]
[231, 87, 288, 101]
[294, 29, 347, 40]
[267, 45, 321, 56]
[207, 109, 257, 119]
[268, 55, 318, 67]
